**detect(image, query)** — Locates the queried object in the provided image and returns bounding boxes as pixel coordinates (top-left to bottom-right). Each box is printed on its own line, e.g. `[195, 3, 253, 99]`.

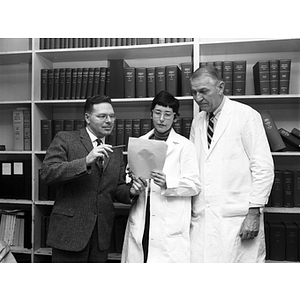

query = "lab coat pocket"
[221, 136, 242, 160]
[221, 192, 249, 217]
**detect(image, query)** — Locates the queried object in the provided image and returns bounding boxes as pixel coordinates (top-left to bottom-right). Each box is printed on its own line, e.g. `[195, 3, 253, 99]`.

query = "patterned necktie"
[96, 138, 102, 146]
[95, 139, 104, 170]
[207, 113, 215, 149]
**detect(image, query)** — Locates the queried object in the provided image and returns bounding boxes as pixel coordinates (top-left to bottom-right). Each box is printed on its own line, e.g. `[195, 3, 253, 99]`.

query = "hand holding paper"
[127, 137, 168, 179]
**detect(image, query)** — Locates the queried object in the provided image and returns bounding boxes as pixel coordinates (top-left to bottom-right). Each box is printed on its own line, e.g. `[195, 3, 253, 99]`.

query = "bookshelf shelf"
[0, 38, 299, 263]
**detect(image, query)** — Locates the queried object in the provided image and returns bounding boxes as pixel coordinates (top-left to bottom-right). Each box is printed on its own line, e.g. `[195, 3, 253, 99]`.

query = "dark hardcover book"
[108, 59, 128, 98]
[53, 68, 60, 100]
[0, 161, 13, 199]
[223, 61, 233, 95]
[105, 68, 110, 96]
[132, 119, 141, 138]
[70, 68, 77, 99]
[47, 69, 54, 100]
[291, 128, 300, 139]
[54, 38, 60, 49]
[48, 38, 54, 49]
[58, 68, 66, 99]
[124, 119, 133, 150]
[75, 68, 83, 99]
[114, 215, 128, 253]
[41, 119, 53, 151]
[41, 215, 50, 247]
[41, 69, 48, 100]
[86, 67, 95, 98]
[283, 222, 299, 261]
[39, 38, 45, 49]
[99, 67, 107, 96]
[68, 38, 73, 48]
[270, 170, 283, 207]
[173, 118, 182, 135]
[116, 119, 125, 145]
[283, 170, 294, 207]
[124, 67, 136, 98]
[155, 66, 166, 95]
[253, 60, 270, 95]
[137, 38, 152, 45]
[64, 119, 75, 131]
[295, 170, 300, 207]
[65, 68, 72, 99]
[52, 119, 64, 138]
[180, 62, 193, 96]
[38, 169, 48, 200]
[268, 221, 285, 261]
[80, 68, 89, 99]
[92, 68, 100, 96]
[135, 67, 147, 98]
[270, 59, 279, 95]
[140, 119, 152, 135]
[74, 119, 85, 131]
[279, 59, 291, 94]
[23, 109, 31, 151]
[182, 117, 193, 139]
[214, 61, 223, 78]
[166, 65, 180, 96]
[146, 67, 155, 97]
[233, 60, 246, 95]
[260, 111, 286, 152]
[279, 128, 300, 150]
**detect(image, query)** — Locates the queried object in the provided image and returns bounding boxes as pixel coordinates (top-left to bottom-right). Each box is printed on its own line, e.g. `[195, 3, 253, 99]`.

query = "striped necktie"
[207, 113, 215, 149]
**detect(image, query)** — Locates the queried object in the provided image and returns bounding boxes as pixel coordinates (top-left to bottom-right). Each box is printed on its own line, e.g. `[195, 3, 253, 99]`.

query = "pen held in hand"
[111, 145, 126, 149]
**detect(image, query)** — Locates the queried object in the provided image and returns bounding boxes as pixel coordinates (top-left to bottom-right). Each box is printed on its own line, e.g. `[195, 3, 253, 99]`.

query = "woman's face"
[151, 104, 175, 134]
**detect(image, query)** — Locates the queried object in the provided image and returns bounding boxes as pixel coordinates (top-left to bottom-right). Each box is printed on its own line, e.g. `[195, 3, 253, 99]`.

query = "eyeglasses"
[93, 114, 116, 122]
[152, 110, 175, 120]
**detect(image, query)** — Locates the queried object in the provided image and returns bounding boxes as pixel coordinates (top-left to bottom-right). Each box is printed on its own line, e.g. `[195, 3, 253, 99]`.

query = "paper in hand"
[128, 137, 168, 179]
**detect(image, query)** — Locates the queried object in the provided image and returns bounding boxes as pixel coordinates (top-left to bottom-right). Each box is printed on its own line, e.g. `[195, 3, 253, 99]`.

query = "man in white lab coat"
[189, 66, 274, 262]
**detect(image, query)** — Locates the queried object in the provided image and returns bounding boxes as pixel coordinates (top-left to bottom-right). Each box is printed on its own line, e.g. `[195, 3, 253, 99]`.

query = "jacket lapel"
[80, 128, 93, 154]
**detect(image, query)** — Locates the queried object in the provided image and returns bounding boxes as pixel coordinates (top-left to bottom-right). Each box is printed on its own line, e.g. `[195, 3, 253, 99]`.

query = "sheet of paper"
[128, 137, 168, 179]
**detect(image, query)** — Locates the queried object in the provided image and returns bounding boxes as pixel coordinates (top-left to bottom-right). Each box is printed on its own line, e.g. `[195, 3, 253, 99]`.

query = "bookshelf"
[0, 38, 299, 263]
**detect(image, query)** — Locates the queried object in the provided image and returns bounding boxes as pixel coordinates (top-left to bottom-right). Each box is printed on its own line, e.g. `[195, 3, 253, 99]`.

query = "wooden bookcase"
[0, 38, 299, 262]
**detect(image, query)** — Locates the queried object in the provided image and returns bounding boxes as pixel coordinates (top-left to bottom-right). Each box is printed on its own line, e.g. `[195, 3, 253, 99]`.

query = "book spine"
[58, 68, 66, 100]
[86, 67, 95, 98]
[295, 170, 300, 207]
[279, 59, 291, 94]
[65, 68, 72, 100]
[64, 119, 75, 131]
[146, 67, 155, 98]
[124, 119, 133, 151]
[132, 119, 141, 137]
[283, 222, 299, 261]
[41, 69, 48, 100]
[260, 111, 286, 152]
[291, 128, 300, 139]
[180, 63, 193, 96]
[140, 119, 152, 135]
[108, 59, 127, 98]
[155, 66, 166, 95]
[135, 67, 147, 98]
[53, 69, 60, 100]
[124, 67, 136, 98]
[166, 65, 180, 96]
[99, 67, 107, 96]
[269, 221, 286, 261]
[232, 60, 246, 95]
[41, 120, 53, 151]
[253, 61, 270, 95]
[75, 68, 83, 99]
[92, 68, 100, 96]
[283, 170, 294, 207]
[70, 68, 77, 100]
[270, 170, 283, 207]
[222, 61, 233, 95]
[13, 109, 24, 151]
[214, 61, 223, 78]
[74, 119, 85, 131]
[80, 68, 89, 99]
[270, 59, 279, 95]
[182, 117, 192, 139]
[53, 119, 65, 138]
[279, 128, 300, 149]
[173, 118, 182, 135]
[47, 69, 54, 100]
[116, 119, 125, 145]
[23, 109, 31, 151]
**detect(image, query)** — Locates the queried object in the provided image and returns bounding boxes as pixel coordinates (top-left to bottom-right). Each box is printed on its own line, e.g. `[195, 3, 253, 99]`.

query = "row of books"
[0, 160, 31, 200]
[267, 170, 300, 207]
[0, 209, 31, 249]
[0, 210, 26, 247]
[265, 221, 300, 261]
[253, 59, 291, 95]
[260, 111, 300, 152]
[39, 38, 193, 50]
[40, 117, 193, 151]
[12, 108, 31, 151]
[40, 63, 193, 101]
[200, 60, 246, 96]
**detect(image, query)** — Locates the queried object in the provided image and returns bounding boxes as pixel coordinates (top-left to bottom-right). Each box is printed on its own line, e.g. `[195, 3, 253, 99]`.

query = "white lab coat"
[121, 128, 201, 263]
[190, 96, 274, 263]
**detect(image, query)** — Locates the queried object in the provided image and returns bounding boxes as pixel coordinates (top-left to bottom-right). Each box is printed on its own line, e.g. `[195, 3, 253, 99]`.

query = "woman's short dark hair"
[150, 91, 180, 117]
[84, 94, 112, 114]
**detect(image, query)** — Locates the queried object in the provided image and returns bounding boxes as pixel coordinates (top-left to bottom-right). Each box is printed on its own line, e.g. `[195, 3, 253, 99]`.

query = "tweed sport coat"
[40, 128, 132, 252]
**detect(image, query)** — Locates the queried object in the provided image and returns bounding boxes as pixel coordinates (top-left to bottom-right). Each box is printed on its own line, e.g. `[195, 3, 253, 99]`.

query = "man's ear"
[218, 81, 225, 94]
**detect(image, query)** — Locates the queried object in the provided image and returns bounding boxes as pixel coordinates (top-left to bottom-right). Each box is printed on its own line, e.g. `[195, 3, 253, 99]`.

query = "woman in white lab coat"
[121, 91, 201, 263]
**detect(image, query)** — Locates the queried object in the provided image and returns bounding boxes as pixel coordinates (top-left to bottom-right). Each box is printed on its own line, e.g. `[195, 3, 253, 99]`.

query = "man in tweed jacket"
[40, 95, 143, 262]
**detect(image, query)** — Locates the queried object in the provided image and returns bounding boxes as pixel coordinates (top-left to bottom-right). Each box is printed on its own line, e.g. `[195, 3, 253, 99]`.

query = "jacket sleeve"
[241, 109, 274, 206]
[163, 142, 201, 197]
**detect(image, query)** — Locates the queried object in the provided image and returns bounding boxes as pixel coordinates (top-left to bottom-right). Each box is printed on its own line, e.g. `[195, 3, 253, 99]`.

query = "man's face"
[190, 76, 223, 113]
[85, 102, 115, 138]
